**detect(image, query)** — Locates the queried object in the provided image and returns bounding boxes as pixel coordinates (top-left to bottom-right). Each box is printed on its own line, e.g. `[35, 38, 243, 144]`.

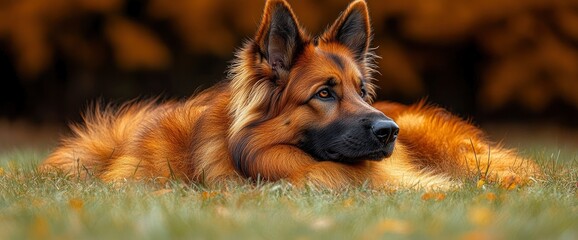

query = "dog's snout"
[371, 120, 399, 144]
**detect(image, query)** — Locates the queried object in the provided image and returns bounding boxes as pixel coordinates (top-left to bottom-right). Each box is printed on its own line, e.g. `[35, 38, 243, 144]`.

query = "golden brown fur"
[41, 0, 540, 190]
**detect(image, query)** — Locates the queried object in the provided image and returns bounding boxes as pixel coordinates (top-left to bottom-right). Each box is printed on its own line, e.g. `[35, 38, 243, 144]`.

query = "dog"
[41, 0, 540, 189]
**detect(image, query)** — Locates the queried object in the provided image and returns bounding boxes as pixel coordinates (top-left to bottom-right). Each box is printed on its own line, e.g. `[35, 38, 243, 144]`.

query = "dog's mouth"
[298, 114, 399, 163]
[320, 141, 396, 163]
[324, 149, 342, 160]
[299, 133, 398, 163]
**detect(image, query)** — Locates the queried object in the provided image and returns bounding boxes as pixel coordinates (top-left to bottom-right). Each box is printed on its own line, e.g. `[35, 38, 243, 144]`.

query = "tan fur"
[40, 0, 540, 190]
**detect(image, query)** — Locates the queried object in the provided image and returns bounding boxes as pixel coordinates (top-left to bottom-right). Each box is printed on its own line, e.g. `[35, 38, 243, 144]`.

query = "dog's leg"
[245, 145, 381, 189]
[374, 101, 541, 186]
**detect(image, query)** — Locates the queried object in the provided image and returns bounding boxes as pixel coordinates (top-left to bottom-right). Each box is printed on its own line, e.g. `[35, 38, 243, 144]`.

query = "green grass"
[1, 147, 577, 240]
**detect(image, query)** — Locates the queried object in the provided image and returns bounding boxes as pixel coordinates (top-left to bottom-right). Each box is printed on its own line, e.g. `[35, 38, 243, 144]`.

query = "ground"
[0, 122, 577, 239]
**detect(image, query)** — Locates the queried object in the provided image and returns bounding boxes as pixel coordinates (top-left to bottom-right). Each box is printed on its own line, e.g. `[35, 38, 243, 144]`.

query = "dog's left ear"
[322, 0, 371, 61]
[255, 0, 305, 73]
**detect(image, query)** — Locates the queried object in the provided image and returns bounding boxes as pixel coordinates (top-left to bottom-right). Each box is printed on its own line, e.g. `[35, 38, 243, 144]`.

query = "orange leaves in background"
[377, 44, 424, 97]
[147, 0, 238, 57]
[1, 0, 578, 113]
[106, 18, 170, 70]
[373, 0, 578, 111]
[78, 0, 122, 13]
[0, 0, 69, 78]
[481, 33, 578, 112]
[0, 0, 168, 77]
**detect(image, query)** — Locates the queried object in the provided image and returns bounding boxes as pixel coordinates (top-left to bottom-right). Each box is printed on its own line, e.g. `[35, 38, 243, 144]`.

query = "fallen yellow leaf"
[421, 192, 446, 201]
[0, 167, 4, 176]
[31, 216, 49, 239]
[201, 191, 218, 200]
[485, 193, 497, 202]
[468, 207, 494, 227]
[373, 219, 412, 235]
[460, 230, 497, 240]
[476, 179, 485, 188]
[342, 198, 355, 208]
[69, 198, 84, 211]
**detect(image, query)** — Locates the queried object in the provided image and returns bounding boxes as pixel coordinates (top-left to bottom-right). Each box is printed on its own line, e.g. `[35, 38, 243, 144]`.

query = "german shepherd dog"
[41, 0, 540, 189]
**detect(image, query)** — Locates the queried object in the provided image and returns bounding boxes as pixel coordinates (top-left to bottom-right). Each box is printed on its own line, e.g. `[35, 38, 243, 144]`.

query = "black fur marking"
[298, 113, 396, 163]
[326, 78, 337, 87]
[231, 135, 252, 177]
[313, 37, 320, 46]
[326, 53, 345, 70]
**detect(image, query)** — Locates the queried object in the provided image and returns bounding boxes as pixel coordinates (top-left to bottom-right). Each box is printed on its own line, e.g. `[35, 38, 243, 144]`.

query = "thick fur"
[41, 0, 540, 190]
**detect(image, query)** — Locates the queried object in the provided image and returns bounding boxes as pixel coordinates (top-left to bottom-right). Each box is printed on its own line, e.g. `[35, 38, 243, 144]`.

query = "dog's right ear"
[254, 0, 305, 75]
[321, 0, 371, 62]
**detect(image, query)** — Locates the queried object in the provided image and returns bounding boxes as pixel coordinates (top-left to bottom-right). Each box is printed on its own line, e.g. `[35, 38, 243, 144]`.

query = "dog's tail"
[39, 101, 159, 179]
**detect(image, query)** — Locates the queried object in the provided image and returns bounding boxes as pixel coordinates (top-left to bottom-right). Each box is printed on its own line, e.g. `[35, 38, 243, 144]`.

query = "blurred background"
[1, 0, 577, 149]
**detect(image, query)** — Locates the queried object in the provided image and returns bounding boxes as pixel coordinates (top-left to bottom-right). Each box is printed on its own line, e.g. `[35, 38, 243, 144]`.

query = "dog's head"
[229, 0, 398, 164]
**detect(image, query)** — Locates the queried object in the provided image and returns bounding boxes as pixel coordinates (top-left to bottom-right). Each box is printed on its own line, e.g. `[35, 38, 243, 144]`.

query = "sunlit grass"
[0, 148, 577, 239]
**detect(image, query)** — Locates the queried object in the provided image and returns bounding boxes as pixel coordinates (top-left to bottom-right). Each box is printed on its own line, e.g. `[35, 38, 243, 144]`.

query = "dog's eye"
[316, 89, 333, 100]
[360, 88, 367, 98]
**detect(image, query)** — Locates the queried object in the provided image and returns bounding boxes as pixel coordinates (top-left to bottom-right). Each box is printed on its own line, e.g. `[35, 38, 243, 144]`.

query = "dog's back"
[41, 85, 238, 183]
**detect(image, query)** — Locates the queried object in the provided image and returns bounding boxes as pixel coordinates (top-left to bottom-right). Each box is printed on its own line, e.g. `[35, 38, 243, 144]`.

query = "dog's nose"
[371, 120, 399, 144]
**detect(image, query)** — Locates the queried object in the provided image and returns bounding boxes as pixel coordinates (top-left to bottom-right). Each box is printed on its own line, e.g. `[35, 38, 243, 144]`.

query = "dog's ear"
[322, 0, 371, 61]
[254, 0, 305, 73]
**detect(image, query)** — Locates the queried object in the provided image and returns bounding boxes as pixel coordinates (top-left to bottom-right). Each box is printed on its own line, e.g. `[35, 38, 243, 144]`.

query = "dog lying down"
[40, 0, 541, 190]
